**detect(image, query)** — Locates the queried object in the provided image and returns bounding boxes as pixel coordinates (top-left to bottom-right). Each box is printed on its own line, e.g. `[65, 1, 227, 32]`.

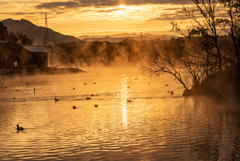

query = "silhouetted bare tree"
[142, 0, 240, 94]
[141, 38, 190, 90]
[172, 0, 225, 73]
[218, 0, 240, 67]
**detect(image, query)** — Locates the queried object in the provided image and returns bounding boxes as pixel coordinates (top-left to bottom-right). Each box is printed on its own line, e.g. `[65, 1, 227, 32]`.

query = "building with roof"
[0, 42, 52, 69]
[19, 46, 51, 68]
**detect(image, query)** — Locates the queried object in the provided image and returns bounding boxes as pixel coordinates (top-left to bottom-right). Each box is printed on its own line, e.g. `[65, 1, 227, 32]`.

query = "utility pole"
[44, 13, 49, 46]
[44, 13, 52, 67]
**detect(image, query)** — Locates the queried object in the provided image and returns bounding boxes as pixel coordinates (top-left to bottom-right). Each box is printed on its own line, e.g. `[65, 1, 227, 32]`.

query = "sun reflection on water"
[120, 75, 128, 128]
[122, 101, 128, 128]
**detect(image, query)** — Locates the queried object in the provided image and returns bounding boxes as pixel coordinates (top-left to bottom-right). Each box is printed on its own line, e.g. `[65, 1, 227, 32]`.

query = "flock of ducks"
[15, 78, 175, 132]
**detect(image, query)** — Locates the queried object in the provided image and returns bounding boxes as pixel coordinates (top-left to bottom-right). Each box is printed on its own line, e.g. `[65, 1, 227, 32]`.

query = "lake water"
[0, 67, 240, 161]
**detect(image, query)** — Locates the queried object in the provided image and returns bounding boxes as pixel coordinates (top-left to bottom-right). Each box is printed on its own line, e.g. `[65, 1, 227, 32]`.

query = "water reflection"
[1, 69, 240, 160]
[120, 75, 128, 128]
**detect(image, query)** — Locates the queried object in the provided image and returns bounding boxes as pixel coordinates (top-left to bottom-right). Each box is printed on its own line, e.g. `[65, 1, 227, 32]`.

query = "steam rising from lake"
[47, 39, 159, 68]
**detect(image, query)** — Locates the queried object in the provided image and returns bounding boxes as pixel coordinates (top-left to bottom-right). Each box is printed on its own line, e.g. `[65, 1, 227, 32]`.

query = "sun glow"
[119, 5, 126, 8]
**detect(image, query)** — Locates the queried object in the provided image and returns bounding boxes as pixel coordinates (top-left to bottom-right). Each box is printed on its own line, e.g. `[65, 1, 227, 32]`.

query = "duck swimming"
[127, 99, 132, 103]
[17, 125, 24, 131]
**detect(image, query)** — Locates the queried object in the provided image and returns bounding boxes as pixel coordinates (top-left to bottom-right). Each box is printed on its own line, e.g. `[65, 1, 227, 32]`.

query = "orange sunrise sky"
[0, 0, 194, 37]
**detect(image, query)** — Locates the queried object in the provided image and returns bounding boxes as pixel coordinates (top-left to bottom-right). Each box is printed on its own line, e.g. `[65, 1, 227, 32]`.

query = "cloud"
[36, 1, 82, 9]
[151, 13, 189, 21]
[77, 0, 119, 7]
[121, 0, 192, 5]
[0, 12, 46, 15]
[36, 0, 193, 9]
[149, 9, 204, 21]
[97, 8, 123, 13]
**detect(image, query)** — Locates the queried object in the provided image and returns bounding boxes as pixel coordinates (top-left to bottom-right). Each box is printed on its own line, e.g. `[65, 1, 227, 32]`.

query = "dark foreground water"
[0, 68, 240, 161]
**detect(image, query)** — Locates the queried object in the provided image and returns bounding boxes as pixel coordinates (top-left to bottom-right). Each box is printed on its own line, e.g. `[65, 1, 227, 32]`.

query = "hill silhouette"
[1, 19, 79, 46]
[78, 33, 177, 42]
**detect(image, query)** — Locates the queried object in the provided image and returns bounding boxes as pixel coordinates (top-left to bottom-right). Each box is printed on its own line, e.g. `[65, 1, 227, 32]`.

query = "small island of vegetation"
[142, 0, 240, 102]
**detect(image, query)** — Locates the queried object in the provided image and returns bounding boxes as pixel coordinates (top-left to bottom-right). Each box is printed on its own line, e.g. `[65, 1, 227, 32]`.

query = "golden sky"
[0, 0, 193, 37]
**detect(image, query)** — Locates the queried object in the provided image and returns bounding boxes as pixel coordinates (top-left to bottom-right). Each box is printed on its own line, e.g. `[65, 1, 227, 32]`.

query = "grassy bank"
[184, 68, 240, 103]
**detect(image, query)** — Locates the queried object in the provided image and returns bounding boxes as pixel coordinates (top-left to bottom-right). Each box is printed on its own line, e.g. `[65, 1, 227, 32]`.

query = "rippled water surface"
[0, 68, 240, 161]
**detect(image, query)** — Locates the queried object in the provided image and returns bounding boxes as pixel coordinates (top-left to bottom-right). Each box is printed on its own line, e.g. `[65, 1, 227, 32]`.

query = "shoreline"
[0, 67, 86, 76]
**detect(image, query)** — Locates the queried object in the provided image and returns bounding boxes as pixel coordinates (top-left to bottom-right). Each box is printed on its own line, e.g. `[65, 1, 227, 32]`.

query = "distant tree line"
[47, 39, 161, 67]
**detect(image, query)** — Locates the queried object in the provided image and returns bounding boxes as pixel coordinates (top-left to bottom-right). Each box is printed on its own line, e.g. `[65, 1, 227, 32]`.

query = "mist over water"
[47, 39, 156, 68]
[0, 67, 240, 161]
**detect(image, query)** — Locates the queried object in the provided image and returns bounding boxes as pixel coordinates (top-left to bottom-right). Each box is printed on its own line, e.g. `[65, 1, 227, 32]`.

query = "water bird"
[170, 91, 174, 95]
[93, 82, 96, 84]
[13, 97, 15, 99]
[127, 86, 130, 88]
[94, 104, 98, 108]
[84, 83, 87, 85]
[26, 83, 29, 85]
[91, 94, 94, 97]
[127, 99, 132, 103]
[86, 97, 91, 100]
[73, 88, 75, 90]
[55, 98, 59, 101]
[165, 84, 168, 86]
[73, 105, 77, 109]
[5, 86, 7, 88]
[17, 125, 24, 131]
[135, 78, 138, 80]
